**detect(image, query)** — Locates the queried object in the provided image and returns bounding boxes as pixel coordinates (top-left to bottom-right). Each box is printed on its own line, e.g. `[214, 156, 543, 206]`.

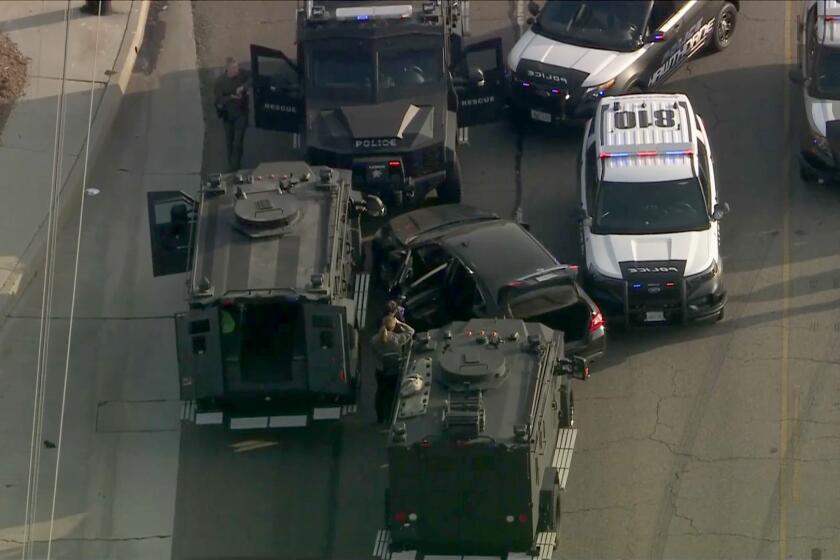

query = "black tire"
[438, 156, 462, 204]
[799, 160, 818, 182]
[710, 3, 737, 51]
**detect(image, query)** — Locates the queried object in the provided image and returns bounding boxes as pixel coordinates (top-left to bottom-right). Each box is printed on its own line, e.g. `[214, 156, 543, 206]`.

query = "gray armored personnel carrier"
[249, 0, 508, 212]
[146, 161, 383, 429]
[372, 318, 583, 560]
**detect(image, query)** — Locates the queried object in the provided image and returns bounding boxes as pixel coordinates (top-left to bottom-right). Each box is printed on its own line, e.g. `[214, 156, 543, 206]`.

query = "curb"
[0, 0, 151, 325]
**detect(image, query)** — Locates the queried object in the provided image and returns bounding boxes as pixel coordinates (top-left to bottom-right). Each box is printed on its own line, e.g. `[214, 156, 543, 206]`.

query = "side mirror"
[577, 206, 589, 221]
[467, 66, 485, 87]
[788, 68, 804, 85]
[519, 222, 531, 232]
[365, 195, 386, 217]
[574, 356, 590, 380]
[526, 16, 535, 25]
[711, 202, 730, 221]
[527, 0, 540, 17]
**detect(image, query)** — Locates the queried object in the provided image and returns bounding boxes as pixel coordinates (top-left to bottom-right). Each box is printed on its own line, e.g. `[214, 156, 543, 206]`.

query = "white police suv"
[577, 93, 729, 326]
[508, 0, 738, 125]
[791, 0, 840, 183]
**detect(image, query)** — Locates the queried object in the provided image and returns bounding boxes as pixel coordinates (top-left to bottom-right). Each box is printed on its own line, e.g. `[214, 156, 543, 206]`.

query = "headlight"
[686, 260, 720, 287]
[582, 79, 616, 100]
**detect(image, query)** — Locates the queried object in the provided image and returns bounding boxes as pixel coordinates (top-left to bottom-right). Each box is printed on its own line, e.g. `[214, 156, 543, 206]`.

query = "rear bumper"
[585, 272, 727, 327]
[183, 398, 357, 429]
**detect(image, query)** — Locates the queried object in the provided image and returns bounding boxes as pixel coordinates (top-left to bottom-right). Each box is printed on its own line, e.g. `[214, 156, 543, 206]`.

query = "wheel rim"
[718, 11, 734, 45]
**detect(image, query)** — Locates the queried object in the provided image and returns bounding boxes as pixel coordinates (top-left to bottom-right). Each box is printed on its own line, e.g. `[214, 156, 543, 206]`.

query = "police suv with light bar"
[578, 93, 729, 326]
[250, 1, 508, 213]
[790, 0, 840, 183]
[507, 0, 738, 125]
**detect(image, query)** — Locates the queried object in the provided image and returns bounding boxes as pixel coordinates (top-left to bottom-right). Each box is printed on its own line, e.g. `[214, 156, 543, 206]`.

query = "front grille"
[307, 147, 352, 170]
[406, 143, 445, 177]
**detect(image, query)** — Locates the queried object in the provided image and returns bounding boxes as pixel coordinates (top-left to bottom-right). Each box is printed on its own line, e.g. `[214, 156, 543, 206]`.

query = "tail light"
[589, 307, 605, 332]
[394, 511, 407, 524]
[388, 160, 401, 168]
[338, 370, 347, 383]
[517, 513, 529, 524]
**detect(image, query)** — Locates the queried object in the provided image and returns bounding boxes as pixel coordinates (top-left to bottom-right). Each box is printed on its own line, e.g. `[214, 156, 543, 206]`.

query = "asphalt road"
[3, 1, 837, 560]
[177, 1, 840, 560]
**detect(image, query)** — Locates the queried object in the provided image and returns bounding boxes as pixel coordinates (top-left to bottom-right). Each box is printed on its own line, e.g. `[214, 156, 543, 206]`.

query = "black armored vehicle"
[249, 0, 507, 212]
[373, 318, 582, 560]
[146, 161, 383, 429]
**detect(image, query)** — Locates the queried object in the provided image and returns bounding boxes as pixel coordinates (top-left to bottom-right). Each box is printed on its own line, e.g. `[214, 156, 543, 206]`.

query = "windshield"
[534, 0, 649, 52]
[594, 179, 711, 235]
[308, 39, 442, 103]
[378, 45, 443, 99]
[814, 46, 840, 99]
[309, 44, 375, 102]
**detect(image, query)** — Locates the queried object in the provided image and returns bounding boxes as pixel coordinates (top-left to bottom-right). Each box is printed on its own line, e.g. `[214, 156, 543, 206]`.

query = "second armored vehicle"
[373, 318, 582, 560]
[146, 161, 383, 429]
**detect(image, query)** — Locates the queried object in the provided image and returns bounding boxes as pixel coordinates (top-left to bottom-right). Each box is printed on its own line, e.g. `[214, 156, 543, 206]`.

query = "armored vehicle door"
[451, 38, 507, 127]
[301, 303, 353, 397]
[146, 191, 196, 277]
[250, 44, 303, 133]
[175, 307, 224, 401]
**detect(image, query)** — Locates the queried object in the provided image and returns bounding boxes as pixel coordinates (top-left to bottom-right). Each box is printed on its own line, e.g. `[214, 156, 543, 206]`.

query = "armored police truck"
[372, 318, 582, 560]
[249, 0, 507, 212]
[146, 161, 383, 429]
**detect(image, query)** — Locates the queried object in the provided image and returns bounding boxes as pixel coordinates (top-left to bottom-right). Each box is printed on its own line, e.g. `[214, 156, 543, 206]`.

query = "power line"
[46, 0, 103, 554]
[21, 1, 72, 557]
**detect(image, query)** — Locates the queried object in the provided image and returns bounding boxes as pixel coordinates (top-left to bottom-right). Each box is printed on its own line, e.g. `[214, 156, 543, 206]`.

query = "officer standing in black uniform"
[214, 57, 251, 172]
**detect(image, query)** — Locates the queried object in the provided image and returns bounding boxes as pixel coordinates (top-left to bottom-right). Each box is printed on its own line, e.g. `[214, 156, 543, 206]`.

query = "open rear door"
[146, 191, 196, 277]
[451, 37, 507, 127]
[302, 303, 353, 399]
[175, 307, 224, 402]
[250, 44, 303, 133]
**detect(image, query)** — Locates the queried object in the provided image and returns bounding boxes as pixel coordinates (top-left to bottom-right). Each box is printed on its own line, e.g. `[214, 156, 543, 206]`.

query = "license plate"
[530, 109, 552, 123]
[644, 311, 666, 322]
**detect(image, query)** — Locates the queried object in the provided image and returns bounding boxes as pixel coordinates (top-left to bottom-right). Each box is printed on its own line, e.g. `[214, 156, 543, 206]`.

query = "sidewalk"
[0, 0, 149, 318]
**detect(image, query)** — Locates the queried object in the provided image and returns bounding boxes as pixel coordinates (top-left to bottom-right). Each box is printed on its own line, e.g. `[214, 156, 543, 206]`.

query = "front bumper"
[584, 271, 727, 327]
[509, 79, 600, 125]
[306, 146, 446, 209]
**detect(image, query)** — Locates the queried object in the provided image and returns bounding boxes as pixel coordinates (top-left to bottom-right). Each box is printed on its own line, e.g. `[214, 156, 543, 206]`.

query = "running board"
[181, 401, 356, 429]
[551, 428, 577, 490]
[354, 272, 370, 330]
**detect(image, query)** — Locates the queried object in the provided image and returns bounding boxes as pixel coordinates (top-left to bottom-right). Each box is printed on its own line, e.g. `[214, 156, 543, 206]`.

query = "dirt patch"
[0, 31, 30, 137]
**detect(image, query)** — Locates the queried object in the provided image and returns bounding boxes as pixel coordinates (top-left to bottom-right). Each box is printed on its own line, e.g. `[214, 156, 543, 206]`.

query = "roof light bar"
[599, 149, 693, 159]
[824, 15, 840, 20]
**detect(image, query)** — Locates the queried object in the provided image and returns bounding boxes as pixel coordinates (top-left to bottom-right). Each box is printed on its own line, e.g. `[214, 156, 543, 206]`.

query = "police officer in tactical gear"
[214, 58, 251, 172]
[370, 315, 414, 424]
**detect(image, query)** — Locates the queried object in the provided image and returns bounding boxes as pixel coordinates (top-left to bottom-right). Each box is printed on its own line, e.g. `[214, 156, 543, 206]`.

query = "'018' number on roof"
[614, 109, 675, 130]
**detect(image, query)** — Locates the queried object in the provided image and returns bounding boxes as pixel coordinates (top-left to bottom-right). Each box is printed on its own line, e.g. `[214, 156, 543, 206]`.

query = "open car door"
[250, 44, 303, 133]
[302, 303, 354, 400]
[451, 37, 507, 127]
[146, 191, 196, 277]
[175, 307, 224, 402]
